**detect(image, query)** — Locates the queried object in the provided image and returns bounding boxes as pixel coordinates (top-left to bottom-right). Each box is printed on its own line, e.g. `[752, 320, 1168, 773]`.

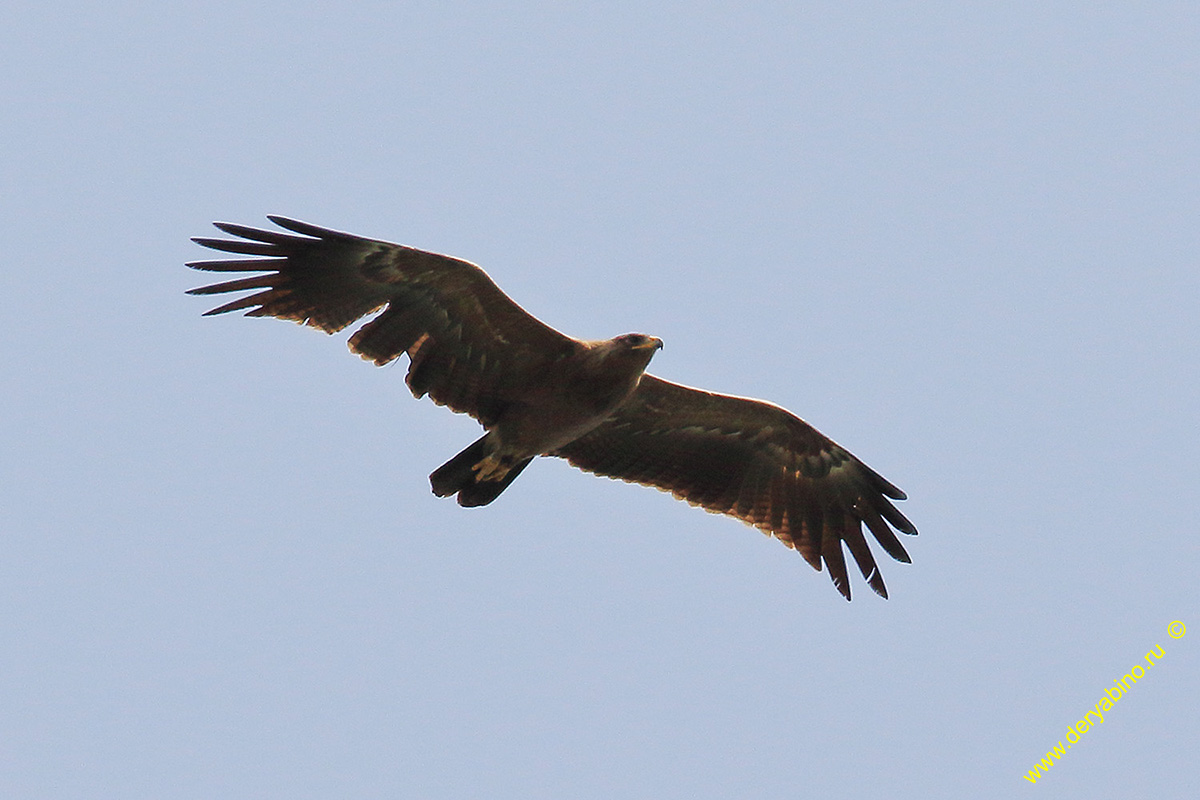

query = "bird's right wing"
[188, 216, 582, 426]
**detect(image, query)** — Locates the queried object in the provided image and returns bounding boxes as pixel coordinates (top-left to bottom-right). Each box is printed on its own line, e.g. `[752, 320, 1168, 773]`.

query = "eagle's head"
[612, 333, 664, 368]
[615, 333, 664, 353]
[586, 333, 663, 374]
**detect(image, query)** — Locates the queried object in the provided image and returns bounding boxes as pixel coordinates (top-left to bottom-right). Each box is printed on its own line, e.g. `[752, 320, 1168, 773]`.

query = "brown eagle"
[188, 217, 917, 600]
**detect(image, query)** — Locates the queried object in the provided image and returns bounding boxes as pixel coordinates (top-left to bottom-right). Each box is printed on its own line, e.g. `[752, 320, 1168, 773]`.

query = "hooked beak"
[635, 337, 664, 352]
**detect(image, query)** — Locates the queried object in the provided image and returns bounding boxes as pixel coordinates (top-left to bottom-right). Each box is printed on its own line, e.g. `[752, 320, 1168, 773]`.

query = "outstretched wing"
[555, 375, 917, 600]
[188, 216, 582, 426]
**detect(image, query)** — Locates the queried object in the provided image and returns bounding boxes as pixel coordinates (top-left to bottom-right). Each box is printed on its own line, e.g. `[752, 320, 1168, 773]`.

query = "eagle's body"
[429, 333, 663, 506]
[189, 217, 918, 600]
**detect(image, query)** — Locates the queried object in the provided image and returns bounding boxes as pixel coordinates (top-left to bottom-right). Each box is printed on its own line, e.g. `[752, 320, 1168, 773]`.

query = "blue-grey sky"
[2, 2, 1196, 798]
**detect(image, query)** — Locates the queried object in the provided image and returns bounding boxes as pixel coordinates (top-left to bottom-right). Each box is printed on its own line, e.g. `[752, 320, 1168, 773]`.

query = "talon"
[473, 454, 508, 482]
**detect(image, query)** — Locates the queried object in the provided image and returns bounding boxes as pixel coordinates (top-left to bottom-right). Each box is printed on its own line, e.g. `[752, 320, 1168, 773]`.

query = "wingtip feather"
[265, 215, 352, 239]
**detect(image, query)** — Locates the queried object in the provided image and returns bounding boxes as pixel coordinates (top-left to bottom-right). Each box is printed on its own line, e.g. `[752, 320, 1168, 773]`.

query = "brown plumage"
[188, 216, 918, 599]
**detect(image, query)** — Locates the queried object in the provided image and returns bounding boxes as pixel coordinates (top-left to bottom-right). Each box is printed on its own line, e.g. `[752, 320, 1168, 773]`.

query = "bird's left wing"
[554, 375, 917, 600]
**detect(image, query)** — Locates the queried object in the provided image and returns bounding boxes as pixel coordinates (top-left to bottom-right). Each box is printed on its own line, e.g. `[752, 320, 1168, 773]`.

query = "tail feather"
[430, 436, 489, 498]
[456, 458, 533, 506]
[430, 436, 533, 507]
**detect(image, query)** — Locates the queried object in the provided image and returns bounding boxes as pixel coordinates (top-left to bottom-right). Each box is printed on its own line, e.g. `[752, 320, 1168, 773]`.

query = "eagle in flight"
[188, 217, 917, 600]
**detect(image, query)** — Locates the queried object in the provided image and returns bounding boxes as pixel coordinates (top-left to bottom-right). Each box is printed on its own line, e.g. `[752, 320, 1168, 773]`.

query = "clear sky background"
[2, 2, 1196, 798]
